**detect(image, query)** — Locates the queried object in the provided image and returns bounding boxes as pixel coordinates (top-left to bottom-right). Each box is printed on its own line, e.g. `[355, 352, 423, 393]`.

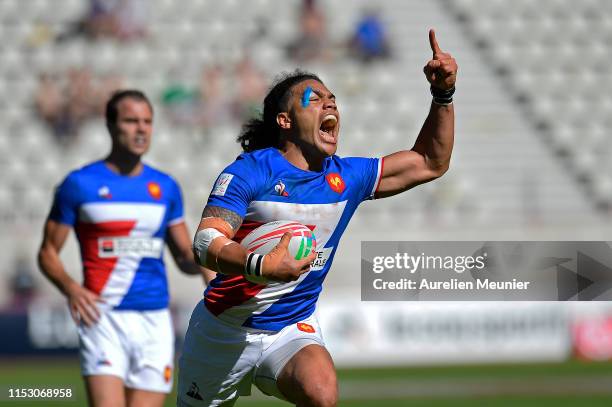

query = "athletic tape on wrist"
[245, 252, 264, 277]
[193, 228, 225, 265]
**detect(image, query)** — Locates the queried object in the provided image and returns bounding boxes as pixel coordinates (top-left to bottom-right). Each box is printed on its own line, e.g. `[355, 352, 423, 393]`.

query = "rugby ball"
[240, 220, 316, 284]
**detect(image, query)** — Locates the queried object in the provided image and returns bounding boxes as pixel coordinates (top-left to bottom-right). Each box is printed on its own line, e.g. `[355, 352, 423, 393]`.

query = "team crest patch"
[297, 322, 316, 333]
[147, 182, 162, 199]
[212, 173, 234, 196]
[164, 365, 172, 383]
[274, 180, 289, 196]
[325, 173, 345, 194]
[98, 186, 112, 199]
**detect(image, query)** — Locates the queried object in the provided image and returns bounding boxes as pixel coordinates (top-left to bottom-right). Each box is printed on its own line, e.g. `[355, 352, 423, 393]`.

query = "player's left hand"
[261, 232, 317, 282]
[423, 29, 458, 90]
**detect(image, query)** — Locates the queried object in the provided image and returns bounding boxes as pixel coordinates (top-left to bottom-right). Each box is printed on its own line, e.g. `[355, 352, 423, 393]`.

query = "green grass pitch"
[1, 358, 612, 406]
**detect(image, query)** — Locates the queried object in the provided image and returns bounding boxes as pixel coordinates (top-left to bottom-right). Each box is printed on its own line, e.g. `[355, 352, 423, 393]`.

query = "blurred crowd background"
[2, 0, 612, 388]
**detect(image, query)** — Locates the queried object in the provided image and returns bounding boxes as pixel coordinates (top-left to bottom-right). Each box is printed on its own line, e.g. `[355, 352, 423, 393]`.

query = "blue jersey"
[49, 160, 184, 310]
[205, 148, 382, 331]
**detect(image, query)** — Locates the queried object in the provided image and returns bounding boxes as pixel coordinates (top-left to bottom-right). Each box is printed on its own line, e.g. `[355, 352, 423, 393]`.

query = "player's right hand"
[261, 233, 317, 282]
[65, 281, 101, 327]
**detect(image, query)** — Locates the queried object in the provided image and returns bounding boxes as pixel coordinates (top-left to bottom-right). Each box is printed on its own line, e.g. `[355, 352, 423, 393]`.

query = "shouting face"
[279, 79, 340, 159]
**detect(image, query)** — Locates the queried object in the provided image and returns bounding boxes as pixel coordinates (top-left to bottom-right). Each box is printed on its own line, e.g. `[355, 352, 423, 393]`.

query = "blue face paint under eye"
[301, 86, 312, 108]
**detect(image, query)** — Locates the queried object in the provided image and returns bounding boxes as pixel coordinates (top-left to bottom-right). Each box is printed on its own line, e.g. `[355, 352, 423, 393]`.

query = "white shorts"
[177, 301, 325, 406]
[78, 307, 175, 394]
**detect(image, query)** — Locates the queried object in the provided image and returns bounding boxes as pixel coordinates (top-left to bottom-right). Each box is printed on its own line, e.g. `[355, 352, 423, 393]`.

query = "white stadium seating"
[0, 0, 610, 302]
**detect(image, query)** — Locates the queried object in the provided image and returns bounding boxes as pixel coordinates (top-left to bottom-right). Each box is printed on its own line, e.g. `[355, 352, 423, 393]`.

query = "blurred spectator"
[113, 0, 149, 40]
[65, 68, 96, 133]
[160, 65, 232, 129]
[59, 0, 149, 42]
[161, 81, 200, 127]
[231, 55, 266, 122]
[197, 65, 231, 128]
[81, 0, 120, 40]
[287, 0, 329, 62]
[34, 73, 66, 140]
[160, 59, 268, 130]
[34, 69, 124, 146]
[348, 8, 392, 63]
[6, 255, 39, 312]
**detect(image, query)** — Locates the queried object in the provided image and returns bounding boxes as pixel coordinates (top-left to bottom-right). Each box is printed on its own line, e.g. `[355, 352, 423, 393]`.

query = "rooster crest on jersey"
[274, 180, 289, 197]
[325, 173, 345, 194]
[240, 220, 316, 284]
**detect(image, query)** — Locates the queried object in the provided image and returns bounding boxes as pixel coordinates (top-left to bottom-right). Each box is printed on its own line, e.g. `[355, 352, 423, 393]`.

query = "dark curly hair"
[237, 70, 323, 152]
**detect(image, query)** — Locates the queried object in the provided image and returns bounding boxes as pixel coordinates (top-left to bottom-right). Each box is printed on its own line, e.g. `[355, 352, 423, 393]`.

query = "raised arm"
[375, 29, 457, 198]
[192, 205, 315, 282]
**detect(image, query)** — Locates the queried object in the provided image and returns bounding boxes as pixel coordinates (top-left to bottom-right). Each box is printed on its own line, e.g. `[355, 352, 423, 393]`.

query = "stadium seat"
[0, 0, 607, 294]
[451, 0, 612, 207]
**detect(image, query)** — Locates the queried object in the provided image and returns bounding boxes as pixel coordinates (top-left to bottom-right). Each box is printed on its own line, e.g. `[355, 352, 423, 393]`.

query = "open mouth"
[319, 114, 337, 143]
[134, 135, 147, 146]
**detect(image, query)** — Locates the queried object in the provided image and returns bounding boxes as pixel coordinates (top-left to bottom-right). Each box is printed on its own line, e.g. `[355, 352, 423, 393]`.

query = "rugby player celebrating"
[179, 30, 457, 406]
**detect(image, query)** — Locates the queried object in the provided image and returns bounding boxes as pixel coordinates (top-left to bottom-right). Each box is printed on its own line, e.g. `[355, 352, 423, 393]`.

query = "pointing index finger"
[429, 29, 442, 56]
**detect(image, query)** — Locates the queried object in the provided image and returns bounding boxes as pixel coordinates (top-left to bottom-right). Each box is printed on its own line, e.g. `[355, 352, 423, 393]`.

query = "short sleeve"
[344, 156, 382, 202]
[206, 156, 259, 218]
[166, 177, 185, 226]
[48, 173, 81, 226]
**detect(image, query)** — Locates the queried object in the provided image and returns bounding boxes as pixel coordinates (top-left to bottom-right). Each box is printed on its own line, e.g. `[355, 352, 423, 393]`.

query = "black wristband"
[244, 252, 263, 276]
[254, 254, 263, 277]
[245, 252, 263, 277]
[430, 86, 455, 105]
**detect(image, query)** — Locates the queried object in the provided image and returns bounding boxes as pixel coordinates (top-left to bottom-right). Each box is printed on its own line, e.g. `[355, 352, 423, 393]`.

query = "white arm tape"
[193, 228, 225, 266]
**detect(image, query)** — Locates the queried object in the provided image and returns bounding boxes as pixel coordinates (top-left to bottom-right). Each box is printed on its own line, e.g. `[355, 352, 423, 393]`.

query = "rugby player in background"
[38, 90, 215, 407]
[179, 30, 457, 406]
